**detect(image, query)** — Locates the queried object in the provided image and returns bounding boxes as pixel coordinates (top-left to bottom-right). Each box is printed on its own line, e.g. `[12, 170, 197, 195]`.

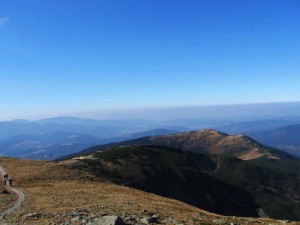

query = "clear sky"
[0, 0, 300, 120]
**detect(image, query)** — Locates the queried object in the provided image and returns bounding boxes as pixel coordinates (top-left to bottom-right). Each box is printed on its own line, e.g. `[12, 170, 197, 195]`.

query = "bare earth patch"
[239, 148, 264, 160]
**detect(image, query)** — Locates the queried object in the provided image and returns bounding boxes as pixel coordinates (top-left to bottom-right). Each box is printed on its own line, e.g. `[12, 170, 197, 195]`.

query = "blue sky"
[0, 0, 300, 120]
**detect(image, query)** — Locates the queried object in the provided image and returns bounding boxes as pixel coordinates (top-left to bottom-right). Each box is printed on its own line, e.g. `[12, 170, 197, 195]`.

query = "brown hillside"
[147, 129, 278, 160]
[0, 157, 295, 224]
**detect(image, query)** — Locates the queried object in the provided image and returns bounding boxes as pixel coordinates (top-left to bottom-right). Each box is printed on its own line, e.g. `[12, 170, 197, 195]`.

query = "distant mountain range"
[1, 116, 300, 159]
[64, 129, 300, 220]
[0, 128, 181, 160]
[216, 118, 300, 134]
[0, 117, 158, 139]
[216, 119, 300, 157]
[0, 132, 106, 160]
[248, 124, 300, 157]
[0, 116, 232, 159]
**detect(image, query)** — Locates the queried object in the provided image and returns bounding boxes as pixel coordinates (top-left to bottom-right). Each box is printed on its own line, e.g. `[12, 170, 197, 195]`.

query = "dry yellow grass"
[0, 157, 298, 224]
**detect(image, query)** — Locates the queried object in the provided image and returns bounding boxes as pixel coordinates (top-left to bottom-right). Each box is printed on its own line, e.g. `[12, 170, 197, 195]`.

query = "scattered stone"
[198, 212, 206, 216]
[123, 216, 132, 222]
[140, 215, 158, 224]
[152, 214, 158, 220]
[92, 216, 123, 225]
[212, 219, 226, 224]
[22, 212, 43, 220]
[277, 220, 289, 224]
[71, 216, 79, 222]
[140, 217, 151, 224]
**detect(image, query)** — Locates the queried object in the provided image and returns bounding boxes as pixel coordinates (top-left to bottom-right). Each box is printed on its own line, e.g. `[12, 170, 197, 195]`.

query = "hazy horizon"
[1, 1, 300, 121]
[1, 101, 300, 122]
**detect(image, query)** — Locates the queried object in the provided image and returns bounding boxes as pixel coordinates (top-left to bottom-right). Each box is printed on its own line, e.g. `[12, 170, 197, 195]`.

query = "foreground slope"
[0, 157, 293, 225]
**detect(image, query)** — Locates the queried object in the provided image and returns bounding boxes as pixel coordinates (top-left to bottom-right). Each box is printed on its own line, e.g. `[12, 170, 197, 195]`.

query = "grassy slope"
[1, 157, 295, 225]
[73, 145, 259, 217]
[57, 129, 300, 220]
[0, 157, 212, 224]
[72, 144, 300, 221]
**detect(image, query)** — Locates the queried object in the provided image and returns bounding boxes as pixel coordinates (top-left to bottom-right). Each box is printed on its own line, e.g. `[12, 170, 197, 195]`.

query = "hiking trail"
[0, 165, 25, 219]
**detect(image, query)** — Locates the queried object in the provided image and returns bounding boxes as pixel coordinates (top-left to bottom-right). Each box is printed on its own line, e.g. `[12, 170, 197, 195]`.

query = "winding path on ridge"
[0, 165, 26, 219]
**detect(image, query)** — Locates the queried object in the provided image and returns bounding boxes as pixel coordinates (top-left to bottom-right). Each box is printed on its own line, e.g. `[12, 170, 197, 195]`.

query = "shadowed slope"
[68, 145, 259, 217]
[63, 129, 300, 221]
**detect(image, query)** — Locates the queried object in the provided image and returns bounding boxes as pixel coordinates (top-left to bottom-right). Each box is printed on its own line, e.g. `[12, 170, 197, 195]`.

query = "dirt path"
[0, 165, 25, 219]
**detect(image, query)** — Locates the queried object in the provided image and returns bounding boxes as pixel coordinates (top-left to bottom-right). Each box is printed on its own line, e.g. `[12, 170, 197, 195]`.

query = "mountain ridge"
[64, 129, 293, 161]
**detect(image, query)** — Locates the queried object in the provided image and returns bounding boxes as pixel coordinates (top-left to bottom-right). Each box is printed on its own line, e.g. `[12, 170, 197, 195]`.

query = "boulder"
[92, 216, 123, 225]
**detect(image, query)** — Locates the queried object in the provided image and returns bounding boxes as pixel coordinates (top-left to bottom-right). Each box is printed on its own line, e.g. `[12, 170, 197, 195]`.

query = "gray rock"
[72, 216, 79, 222]
[92, 216, 123, 225]
[140, 215, 158, 224]
[140, 217, 151, 224]
[22, 212, 43, 220]
[152, 214, 158, 220]
[277, 220, 289, 224]
[212, 219, 226, 224]
[123, 216, 132, 222]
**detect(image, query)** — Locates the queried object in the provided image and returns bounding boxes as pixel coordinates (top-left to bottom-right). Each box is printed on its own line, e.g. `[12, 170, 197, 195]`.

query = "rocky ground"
[0, 157, 299, 225]
[0, 187, 17, 212]
[17, 208, 295, 225]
